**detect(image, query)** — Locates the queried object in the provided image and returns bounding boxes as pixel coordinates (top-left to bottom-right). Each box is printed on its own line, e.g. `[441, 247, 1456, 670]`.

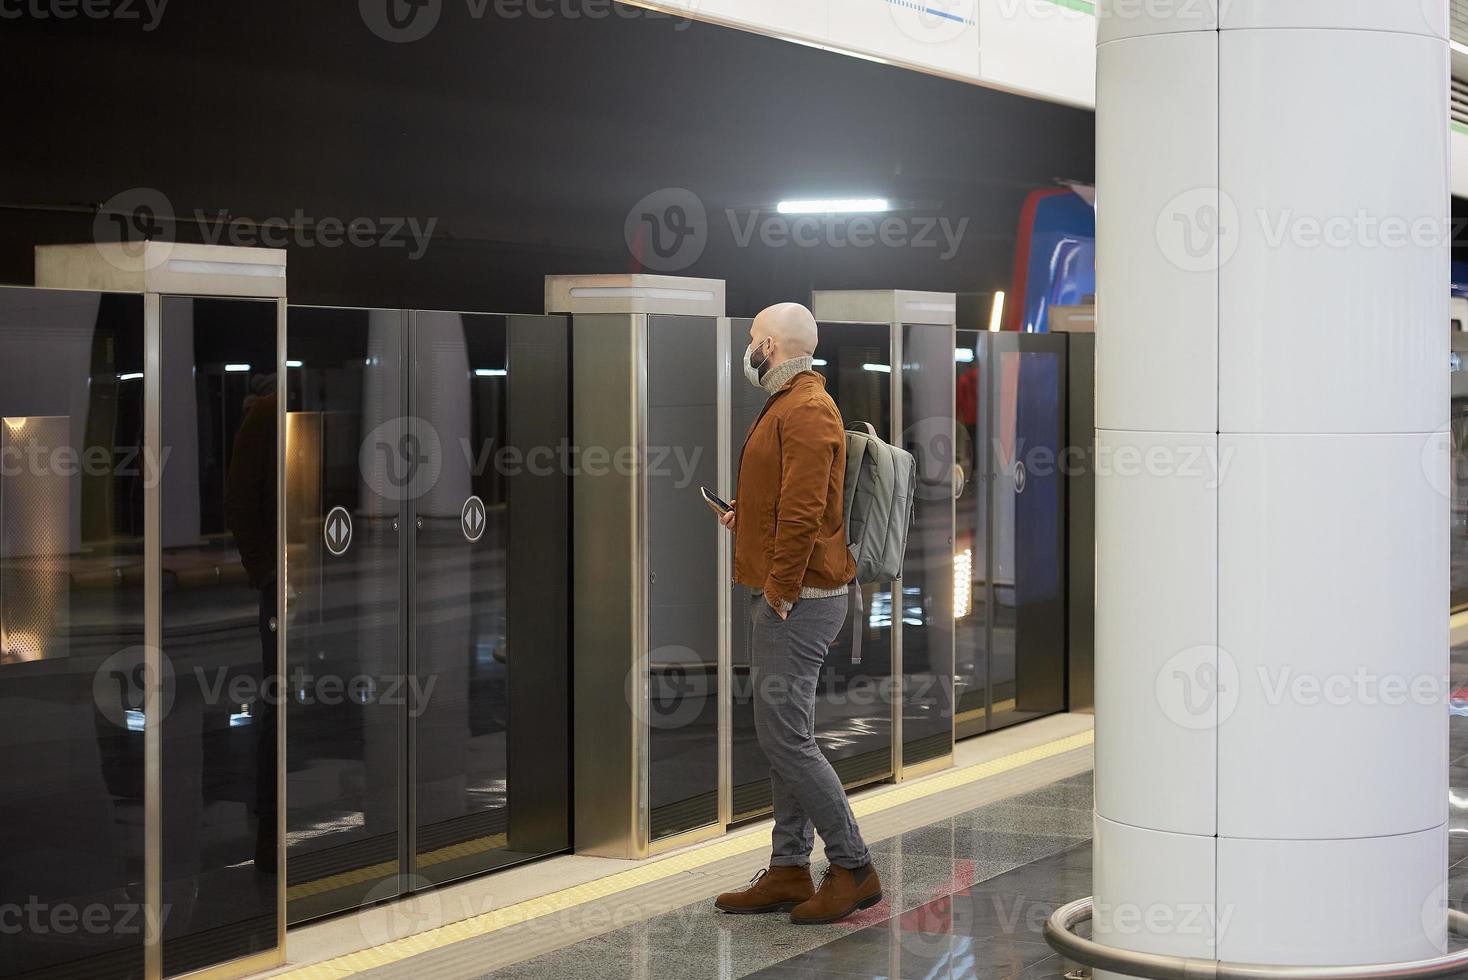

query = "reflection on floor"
[749, 844, 1092, 980]
[449, 642, 1468, 979]
[1448, 643, 1468, 880]
[475, 772, 1094, 979]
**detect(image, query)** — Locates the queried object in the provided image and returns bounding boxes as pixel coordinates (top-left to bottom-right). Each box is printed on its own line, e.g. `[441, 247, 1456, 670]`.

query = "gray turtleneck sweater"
[761, 355, 849, 601]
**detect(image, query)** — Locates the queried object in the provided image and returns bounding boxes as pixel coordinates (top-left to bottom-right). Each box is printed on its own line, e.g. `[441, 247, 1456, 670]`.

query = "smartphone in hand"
[700, 486, 732, 516]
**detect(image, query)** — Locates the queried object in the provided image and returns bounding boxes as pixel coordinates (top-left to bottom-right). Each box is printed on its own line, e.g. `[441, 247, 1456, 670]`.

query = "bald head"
[750, 302, 819, 369]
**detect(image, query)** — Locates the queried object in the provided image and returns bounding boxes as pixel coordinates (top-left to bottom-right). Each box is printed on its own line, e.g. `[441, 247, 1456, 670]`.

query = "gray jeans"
[749, 590, 871, 870]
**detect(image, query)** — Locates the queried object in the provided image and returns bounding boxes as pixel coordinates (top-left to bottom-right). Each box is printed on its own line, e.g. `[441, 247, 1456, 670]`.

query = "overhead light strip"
[776, 198, 890, 215]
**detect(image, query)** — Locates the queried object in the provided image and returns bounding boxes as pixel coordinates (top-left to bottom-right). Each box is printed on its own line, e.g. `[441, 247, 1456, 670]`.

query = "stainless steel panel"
[146, 290, 163, 980]
[716, 318, 732, 830]
[570, 311, 722, 854]
[570, 313, 644, 858]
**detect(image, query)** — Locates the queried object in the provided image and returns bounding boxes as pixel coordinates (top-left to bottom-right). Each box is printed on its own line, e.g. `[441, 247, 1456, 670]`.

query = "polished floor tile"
[746, 846, 1090, 979]
[958, 801, 1094, 837]
[869, 821, 1087, 868]
[474, 769, 1095, 979]
[1000, 774, 1095, 812]
[480, 849, 1037, 978]
[479, 646, 1468, 979]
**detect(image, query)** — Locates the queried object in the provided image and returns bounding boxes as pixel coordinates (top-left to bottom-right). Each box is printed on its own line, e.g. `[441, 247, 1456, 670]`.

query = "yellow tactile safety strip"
[287, 834, 511, 901]
[274, 728, 1094, 979]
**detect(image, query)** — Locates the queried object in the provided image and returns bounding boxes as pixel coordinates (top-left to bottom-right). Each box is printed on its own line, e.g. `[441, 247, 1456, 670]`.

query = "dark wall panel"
[0, 2, 1094, 316]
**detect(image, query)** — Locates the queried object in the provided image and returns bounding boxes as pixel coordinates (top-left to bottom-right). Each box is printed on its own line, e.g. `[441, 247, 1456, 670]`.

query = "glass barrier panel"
[728, 320, 768, 820]
[0, 287, 148, 980]
[284, 306, 405, 922]
[810, 322, 895, 790]
[1451, 337, 1468, 613]
[410, 311, 570, 879]
[159, 296, 280, 977]
[900, 322, 956, 768]
[646, 314, 720, 840]
[954, 329, 989, 738]
[728, 319, 897, 816]
[986, 333, 1066, 731]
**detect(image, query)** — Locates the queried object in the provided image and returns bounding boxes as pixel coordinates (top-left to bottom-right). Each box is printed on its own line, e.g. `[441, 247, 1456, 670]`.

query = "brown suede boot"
[714, 866, 815, 914]
[789, 864, 883, 925]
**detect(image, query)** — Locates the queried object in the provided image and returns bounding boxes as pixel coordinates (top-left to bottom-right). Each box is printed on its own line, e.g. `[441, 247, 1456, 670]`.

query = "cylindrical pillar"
[1094, 1, 1450, 971]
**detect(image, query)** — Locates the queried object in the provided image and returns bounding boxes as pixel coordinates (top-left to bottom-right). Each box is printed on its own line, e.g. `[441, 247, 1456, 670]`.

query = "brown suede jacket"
[733, 370, 857, 607]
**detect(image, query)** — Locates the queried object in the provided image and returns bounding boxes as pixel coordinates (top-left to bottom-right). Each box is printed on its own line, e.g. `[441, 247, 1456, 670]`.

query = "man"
[712, 302, 882, 925]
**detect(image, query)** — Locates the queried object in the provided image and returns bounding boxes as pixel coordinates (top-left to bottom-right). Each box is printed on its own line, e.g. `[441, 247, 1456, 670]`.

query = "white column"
[1093, 1, 1450, 972]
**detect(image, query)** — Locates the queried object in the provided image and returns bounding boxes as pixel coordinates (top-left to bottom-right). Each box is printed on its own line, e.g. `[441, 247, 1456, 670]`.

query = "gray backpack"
[843, 421, 916, 584]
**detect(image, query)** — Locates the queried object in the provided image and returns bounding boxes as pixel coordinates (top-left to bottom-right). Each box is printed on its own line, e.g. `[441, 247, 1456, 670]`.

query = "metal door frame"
[399, 310, 417, 891]
[890, 321, 906, 781]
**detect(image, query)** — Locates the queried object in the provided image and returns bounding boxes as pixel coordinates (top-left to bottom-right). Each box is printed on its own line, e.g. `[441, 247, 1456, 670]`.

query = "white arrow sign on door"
[461, 495, 486, 543]
[324, 506, 353, 557]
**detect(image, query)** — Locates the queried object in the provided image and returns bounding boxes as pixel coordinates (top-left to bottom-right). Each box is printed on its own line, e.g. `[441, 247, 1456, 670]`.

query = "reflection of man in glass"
[224, 374, 278, 875]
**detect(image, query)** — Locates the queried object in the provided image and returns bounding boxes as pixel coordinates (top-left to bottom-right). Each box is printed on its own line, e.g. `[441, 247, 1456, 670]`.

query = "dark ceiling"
[0, 1, 1096, 316]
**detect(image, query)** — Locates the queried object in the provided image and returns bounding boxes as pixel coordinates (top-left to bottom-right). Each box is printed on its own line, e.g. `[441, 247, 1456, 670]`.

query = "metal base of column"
[1045, 900, 1468, 980]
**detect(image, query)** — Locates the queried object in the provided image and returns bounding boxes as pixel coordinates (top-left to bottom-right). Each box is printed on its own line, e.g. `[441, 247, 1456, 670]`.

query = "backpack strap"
[867, 438, 897, 570]
[843, 425, 869, 558]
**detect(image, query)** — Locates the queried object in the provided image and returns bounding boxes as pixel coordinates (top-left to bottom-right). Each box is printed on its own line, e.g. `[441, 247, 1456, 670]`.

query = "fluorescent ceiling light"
[989, 291, 1006, 333]
[862, 363, 892, 374]
[776, 198, 890, 215]
[811, 358, 828, 367]
[224, 363, 251, 373]
[286, 360, 303, 369]
[955, 348, 975, 364]
[475, 368, 507, 377]
[117, 372, 144, 381]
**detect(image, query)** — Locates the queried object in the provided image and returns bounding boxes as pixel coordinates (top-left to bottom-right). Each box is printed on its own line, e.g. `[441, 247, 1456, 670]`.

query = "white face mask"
[743, 338, 771, 389]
